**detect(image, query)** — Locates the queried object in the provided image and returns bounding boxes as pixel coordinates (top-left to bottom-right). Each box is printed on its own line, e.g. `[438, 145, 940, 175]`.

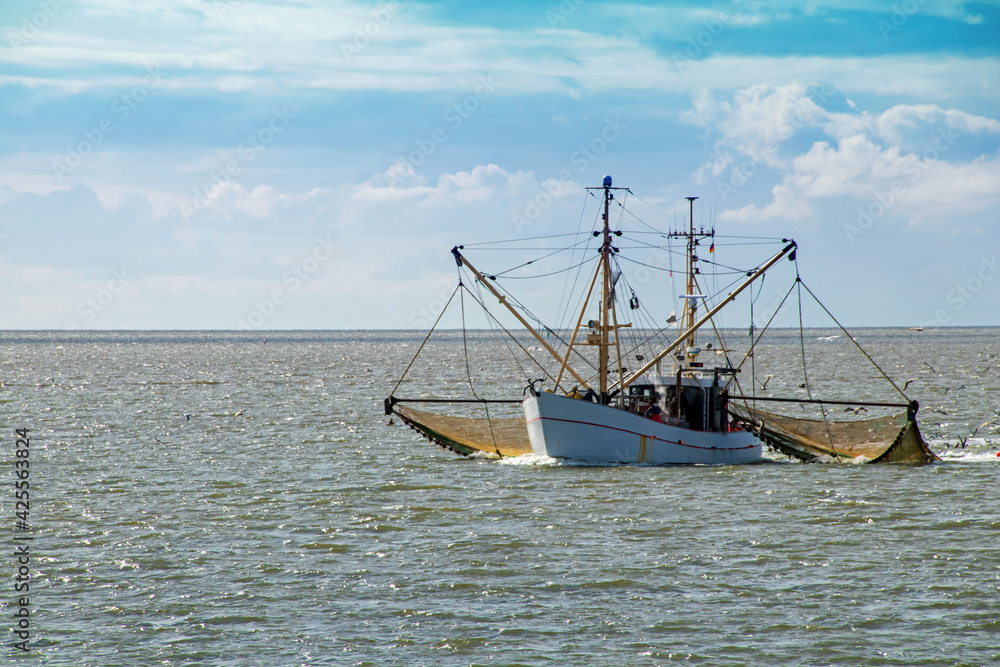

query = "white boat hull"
[523, 391, 762, 465]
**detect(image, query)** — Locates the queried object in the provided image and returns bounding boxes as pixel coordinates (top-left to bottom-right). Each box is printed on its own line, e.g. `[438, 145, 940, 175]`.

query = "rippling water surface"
[2, 329, 998, 666]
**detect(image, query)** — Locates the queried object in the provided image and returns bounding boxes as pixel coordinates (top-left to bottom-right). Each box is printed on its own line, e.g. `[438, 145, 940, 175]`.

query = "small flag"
[666, 311, 677, 325]
[709, 242, 715, 253]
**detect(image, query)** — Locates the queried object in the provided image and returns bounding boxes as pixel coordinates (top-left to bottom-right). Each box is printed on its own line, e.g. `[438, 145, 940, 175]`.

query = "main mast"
[599, 177, 612, 400]
[591, 175, 629, 403]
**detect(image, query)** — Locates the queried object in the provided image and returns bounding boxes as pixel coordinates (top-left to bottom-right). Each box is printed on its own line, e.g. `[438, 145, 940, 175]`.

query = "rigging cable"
[749, 271, 769, 415]
[390, 283, 461, 396]
[462, 231, 591, 247]
[798, 279, 910, 401]
[691, 273, 737, 386]
[483, 271, 599, 374]
[608, 264, 674, 372]
[459, 284, 502, 458]
[726, 279, 798, 406]
[491, 236, 593, 277]
[557, 191, 601, 329]
[796, 270, 836, 454]
[465, 277, 562, 387]
[668, 233, 678, 329]
[621, 192, 687, 228]
[494, 256, 593, 279]
[749, 278, 758, 413]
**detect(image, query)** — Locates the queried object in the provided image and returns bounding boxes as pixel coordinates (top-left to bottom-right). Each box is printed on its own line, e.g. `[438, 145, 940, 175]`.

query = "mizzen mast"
[672, 196, 714, 370]
[684, 196, 698, 360]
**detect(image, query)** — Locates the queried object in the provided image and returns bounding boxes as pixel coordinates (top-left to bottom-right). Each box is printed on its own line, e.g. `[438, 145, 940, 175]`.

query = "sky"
[0, 0, 998, 330]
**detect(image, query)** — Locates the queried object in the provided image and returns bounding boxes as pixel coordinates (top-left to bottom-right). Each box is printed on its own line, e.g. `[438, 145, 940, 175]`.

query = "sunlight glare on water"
[2, 329, 998, 666]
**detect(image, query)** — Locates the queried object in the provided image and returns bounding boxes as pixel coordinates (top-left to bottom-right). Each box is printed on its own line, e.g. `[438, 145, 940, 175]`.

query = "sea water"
[2, 328, 998, 666]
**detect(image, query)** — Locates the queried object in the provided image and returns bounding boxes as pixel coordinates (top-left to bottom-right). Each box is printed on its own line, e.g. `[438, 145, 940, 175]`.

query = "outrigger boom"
[450, 245, 593, 391]
[614, 240, 797, 394]
[454, 200, 796, 401]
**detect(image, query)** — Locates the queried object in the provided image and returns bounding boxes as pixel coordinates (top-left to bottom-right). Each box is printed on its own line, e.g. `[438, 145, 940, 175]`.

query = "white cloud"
[2, 1, 998, 328]
[875, 104, 1000, 145]
[352, 163, 568, 207]
[687, 84, 1000, 225]
[684, 83, 829, 171]
[3, 0, 998, 100]
[0, 163, 590, 327]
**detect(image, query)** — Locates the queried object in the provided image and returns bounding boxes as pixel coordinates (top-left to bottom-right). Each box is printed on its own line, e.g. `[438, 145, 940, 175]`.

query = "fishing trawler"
[386, 176, 938, 465]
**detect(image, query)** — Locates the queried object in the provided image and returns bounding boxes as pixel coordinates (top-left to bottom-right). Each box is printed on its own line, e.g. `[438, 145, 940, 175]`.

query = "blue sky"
[1, 0, 998, 329]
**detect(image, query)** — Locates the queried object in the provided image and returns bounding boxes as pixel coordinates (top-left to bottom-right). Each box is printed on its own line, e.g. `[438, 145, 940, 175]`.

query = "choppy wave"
[2, 328, 998, 666]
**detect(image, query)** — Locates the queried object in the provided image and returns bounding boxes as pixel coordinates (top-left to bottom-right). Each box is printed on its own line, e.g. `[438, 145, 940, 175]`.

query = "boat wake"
[935, 449, 1000, 463]
[498, 453, 617, 467]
